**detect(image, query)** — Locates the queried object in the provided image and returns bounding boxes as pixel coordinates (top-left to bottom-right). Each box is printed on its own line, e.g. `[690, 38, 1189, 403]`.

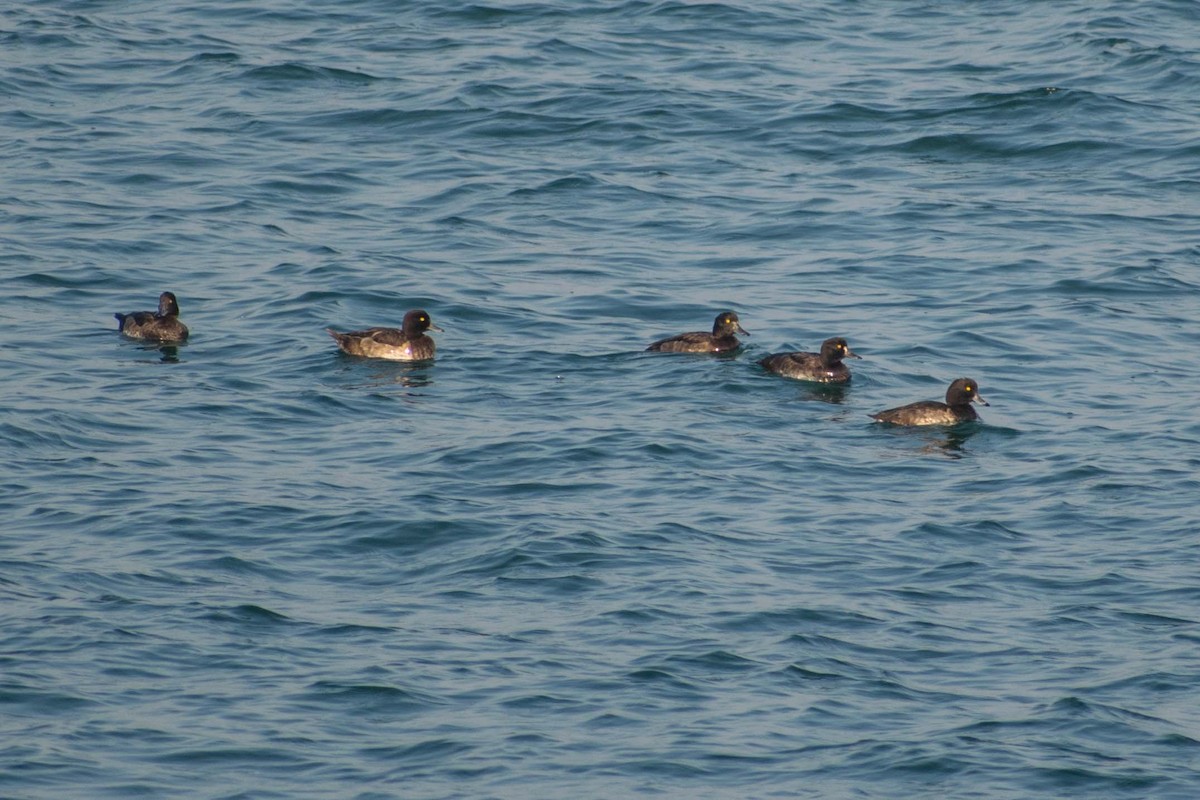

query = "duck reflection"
[796, 383, 849, 405]
[918, 424, 981, 458]
[132, 342, 182, 363]
[871, 419, 983, 459]
[155, 344, 180, 364]
[336, 359, 435, 391]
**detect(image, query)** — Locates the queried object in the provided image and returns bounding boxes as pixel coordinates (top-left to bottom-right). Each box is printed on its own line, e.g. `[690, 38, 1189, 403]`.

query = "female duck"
[870, 378, 988, 426]
[114, 291, 189, 342]
[646, 311, 749, 353]
[326, 309, 442, 361]
[759, 337, 860, 383]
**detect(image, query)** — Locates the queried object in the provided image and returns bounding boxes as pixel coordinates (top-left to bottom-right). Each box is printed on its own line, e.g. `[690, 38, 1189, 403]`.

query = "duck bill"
[736, 324, 750, 336]
[845, 348, 862, 360]
[428, 323, 445, 332]
[974, 393, 989, 406]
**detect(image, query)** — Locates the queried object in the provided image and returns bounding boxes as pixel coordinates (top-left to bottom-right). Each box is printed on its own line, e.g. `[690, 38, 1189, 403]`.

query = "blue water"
[4, 1, 1200, 797]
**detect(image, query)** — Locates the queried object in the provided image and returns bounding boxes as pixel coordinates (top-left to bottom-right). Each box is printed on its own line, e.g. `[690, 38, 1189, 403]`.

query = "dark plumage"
[646, 311, 749, 353]
[114, 291, 189, 342]
[326, 309, 442, 361]
[759, 337, 860, 383]
[870, 378, 989, 426]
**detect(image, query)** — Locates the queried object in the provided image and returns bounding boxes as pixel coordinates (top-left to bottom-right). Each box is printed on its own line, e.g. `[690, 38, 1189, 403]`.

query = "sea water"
[3, 1, 1200, 797]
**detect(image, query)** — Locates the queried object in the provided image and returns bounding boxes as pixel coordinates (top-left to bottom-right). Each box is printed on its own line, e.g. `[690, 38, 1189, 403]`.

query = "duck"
[870, 378, 988, 426]
[759, 337, 860, 383]
[326, 309, 442, 361]
[114, 291, 189, 342]
[646, 311, 749, 353]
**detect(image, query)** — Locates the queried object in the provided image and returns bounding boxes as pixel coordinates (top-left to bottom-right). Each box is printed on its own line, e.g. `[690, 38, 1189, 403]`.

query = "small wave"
[239, 62, 379, 84]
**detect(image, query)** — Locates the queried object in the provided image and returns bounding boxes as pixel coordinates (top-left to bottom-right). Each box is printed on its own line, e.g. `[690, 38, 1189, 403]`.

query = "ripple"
[3, 0, 1200, 797]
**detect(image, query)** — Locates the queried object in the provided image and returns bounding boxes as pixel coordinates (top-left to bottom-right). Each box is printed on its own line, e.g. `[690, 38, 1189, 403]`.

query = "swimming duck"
[646, 311, 749, 353]
[114, 291, 189, 342]
[870, 378, 988, 426]
[326, 309, 442, 361]
[759, 337, 860, 383]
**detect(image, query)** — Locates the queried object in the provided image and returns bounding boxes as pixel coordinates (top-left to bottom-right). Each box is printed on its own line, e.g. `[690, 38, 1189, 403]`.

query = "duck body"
[327, 309, 441, 361]
[115, 292, 189, 342]
[759, 337, 859, 383]
[871, 378, 988, 426]
[646, 311, 749, 353]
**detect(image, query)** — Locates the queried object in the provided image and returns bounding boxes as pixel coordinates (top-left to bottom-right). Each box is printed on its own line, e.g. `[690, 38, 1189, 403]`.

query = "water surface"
[3, 1, 1200, 797]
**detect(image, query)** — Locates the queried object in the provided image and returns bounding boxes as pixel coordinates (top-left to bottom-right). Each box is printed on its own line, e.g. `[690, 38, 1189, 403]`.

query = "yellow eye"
[965, 385, 973, 392]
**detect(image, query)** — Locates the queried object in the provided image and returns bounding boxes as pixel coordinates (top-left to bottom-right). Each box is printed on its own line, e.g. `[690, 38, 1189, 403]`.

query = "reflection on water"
[872, 420, 984, 459]
[796, 383, 849, 405]
[918, 424, 980, 459]
[130, 342, 183, 363]
[334, 356, 435, 391]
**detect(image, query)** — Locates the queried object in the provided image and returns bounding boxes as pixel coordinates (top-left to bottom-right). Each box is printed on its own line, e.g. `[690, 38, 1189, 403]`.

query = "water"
[3, 1, 1200, 797]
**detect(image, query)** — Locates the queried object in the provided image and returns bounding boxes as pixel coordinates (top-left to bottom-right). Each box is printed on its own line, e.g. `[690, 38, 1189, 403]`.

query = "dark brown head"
[819, 337, 860, 365]
[402, 309, 442, 337]
[711, 311, 749, 337]
[158, 292, 181, 318]
[946, 378, 988, 408]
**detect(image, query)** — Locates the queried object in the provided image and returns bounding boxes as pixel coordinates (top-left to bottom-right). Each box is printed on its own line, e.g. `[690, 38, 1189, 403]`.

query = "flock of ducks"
[115, 293, 989, 427]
